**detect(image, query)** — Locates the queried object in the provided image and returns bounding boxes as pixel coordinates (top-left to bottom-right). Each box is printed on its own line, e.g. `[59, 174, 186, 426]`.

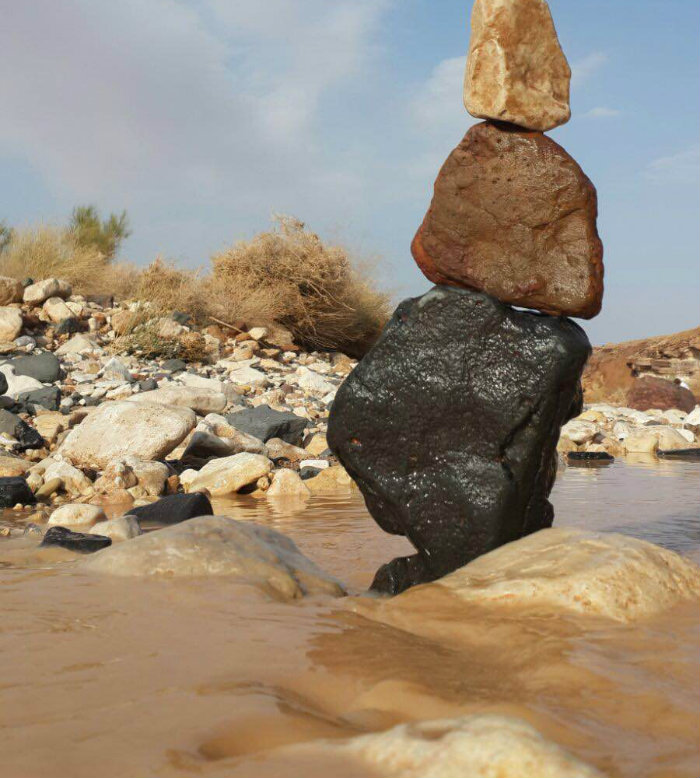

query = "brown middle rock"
[411, 121, 604, 319]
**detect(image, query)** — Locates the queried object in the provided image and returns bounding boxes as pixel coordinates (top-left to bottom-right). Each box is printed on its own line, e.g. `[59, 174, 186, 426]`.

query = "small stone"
[295, 366, 336, 395]
[23, 278, 72, 305]
[0, 276, 24, 305]
[35, 476, 62, 499]
[5, 352, 61, 383]
[227, 365, 268, 387]
[125, 386, 226, 415]
[559, 419, 597, 445]
[247, 327, 268, 341]
[303, 432, 329, 457]
[225, 405, 308, 446]
[0, 307, 24, 342]
[129, 492, 213, 527]
[40, 525, 111, 554]
[48, 503, 106, 528]
[91, 515, 142, 541]
[299, 458, 329, 470]
[464, 0, 571, 131]
[16, 386, 62, 413]
[43, 296, 74, 323]
[267, 468, 311, 497]
[411, 122, 603, 318]
[0, 454, 30, 478]
[265, 438, 308, 462]
[184, 452, 272, 497]
[304, 465, 353, 493]
[160, 358, 187, 373]
[43, 460, 94, 496]
[99, 357, 134, 383]
[0, 476, 36, 508]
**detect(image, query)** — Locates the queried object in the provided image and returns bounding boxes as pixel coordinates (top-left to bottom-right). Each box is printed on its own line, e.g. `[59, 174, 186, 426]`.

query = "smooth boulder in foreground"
[428, 527, 700, 622]
[328, 286, 590, 594]
[81, 516, 345, 600]
[291, 714, 603, 778]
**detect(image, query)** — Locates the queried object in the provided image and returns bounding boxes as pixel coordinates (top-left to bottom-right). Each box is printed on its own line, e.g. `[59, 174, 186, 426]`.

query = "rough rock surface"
[0, 476, 36, 507]
[129, 492, 213, 526]
[430, 527, 700, 622]
[183, 452, 272, 496]
[626, 376, 696, 413]
[411, 122, 603, 318]
[59, 401, 195, 469]
[125, 385, 226, 414]
[328, 286, 590, 594]
[464, 0, 571, 131]
[81, 516, 345, 600]
[303, 714, 603, 778]
[5, 352, 61, 383]
[226, 404, 308, 445]
[0, 307, 23, 342]
[40, 526, 111, 554]
[0, 275, 24, 305]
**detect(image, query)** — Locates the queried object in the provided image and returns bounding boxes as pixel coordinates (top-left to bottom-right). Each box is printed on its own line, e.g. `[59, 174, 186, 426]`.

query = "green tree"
[69, 205, 130, 260]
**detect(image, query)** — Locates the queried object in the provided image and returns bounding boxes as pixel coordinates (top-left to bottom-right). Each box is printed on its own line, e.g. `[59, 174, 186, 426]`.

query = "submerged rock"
[80, 516, 345, 600]
[426, 527, 700, 622]
[302, 714, 603, 778]
[411, 122, 603, 318]
[328, 286, 590, 594]
[464, 0, 571, 132]
[40, 526, 111, 554]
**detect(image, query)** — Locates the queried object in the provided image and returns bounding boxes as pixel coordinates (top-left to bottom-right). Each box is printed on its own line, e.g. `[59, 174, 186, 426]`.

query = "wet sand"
[1, 459, 699, 778]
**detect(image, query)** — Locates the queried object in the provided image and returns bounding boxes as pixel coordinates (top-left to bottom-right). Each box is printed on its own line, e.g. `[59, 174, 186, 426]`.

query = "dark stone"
[13, 419, 45, 451]
[0, 408, 19, 437]
[55, 317, 81, 335]
[85, 293, 114, 307]
[139, 378, 158, 392]
[657, 448, 700, 460]
[161, 358, 187, 374]
[40, 526, 111, 554]
[171, 311, 191, 325]
[0, 476, 37, 508]
[626, 376, 697, 413]
[21, 277, 34, 288]
[300, 466, 322, 480]
[85, 396, 102, 407]
[6, 352, 62, 383]
[0, 371, 7, 396]
[129, 492, 213, 527]
[15, 386, 61, 413]
[225, 405, 308, 446]
[566, 451, 614, 467]
[327, 286, 591, 595]
[412, 122, 604, 319]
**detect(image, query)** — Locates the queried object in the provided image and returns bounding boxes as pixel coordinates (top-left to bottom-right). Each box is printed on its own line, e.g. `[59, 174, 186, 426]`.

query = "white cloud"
[570, 51, 608, 87]
[581, 106, 622, 119]
[644, 144, 700, 183]
[409, 56, 466, 132]
[0, 0, 389, 235]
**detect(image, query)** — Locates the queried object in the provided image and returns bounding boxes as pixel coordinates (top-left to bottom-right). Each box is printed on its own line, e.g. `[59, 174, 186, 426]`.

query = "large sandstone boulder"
[81, 516, 345, 600]
[412, 122, 603, 318]
[328, 286, 590, 594]
[464, 0, 571, 131]
[125, 385, 226, 414]
[297, 715, 603, 778]
[59, 401, 195, 468]
[626, 375, 696, 413]
[428, 527, 700, 622]
[23, 278, 71, 305]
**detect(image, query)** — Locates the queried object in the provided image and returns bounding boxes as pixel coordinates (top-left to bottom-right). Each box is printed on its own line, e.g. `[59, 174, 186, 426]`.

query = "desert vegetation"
[0, 210, 390, 356]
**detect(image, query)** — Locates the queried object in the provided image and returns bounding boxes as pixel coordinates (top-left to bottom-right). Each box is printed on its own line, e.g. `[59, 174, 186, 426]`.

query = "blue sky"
[1, 0, 698, 344]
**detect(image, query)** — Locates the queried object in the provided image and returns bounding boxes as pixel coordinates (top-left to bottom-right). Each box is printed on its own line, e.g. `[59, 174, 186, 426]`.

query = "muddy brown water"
[1, 459, 699, 778]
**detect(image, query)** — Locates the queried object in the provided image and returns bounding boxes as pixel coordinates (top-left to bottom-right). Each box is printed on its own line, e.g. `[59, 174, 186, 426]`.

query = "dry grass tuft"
[0, 225, 108, 292]
[209, 216, 390, 356]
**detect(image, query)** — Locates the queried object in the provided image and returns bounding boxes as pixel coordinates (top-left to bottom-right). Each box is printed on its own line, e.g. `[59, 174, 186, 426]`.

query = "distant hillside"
[583, 327, 700, 405]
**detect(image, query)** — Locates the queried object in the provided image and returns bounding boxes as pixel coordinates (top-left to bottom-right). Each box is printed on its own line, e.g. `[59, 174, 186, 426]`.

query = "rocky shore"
[0, 273, 697, 546]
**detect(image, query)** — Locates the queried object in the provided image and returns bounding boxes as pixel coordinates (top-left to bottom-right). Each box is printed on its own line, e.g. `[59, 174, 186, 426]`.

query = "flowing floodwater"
[1, 459, 699, 778]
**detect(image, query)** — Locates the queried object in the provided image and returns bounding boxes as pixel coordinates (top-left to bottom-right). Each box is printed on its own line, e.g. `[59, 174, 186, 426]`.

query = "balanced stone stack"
[328, 0, 603, 594]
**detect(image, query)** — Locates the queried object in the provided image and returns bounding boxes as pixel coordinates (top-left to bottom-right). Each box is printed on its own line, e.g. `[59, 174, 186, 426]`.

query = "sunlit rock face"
[328, 286, 590, 594]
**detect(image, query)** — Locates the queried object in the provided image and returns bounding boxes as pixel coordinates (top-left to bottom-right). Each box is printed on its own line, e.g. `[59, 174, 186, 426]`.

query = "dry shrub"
[0, 224, 107, 292]
[112, 322, 208, 362]
[134, 257, 209, 322]
[210, 216, 390, 356]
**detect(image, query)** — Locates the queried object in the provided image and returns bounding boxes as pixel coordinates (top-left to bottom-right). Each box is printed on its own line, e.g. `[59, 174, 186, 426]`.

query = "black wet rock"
[40, 526, 111, 554]
[567, 451, 614, 465]
[299, 466, 323, 480]
[129, 492, 213, 527]
[0, 371, 7, 396]
[15, 386, 61, 413]
[0, 476, 37, 508]
[327, 286, 591, 595]
[0, 409, 44, 450]
[225, 405, 308, 446]
[5, 352, 62, 383]
[657, 448, 700, 460]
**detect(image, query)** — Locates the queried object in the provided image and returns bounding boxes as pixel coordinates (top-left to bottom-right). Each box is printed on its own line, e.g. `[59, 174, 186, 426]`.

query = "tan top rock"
[464, 0, 571, 131]
[412, 122, 604, 318]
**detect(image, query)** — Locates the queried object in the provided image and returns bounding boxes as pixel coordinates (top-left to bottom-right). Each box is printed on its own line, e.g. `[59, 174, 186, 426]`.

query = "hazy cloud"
[644, 144, 700, 183]
[581, 106, 622, 119]
[571, 51, 608, 87]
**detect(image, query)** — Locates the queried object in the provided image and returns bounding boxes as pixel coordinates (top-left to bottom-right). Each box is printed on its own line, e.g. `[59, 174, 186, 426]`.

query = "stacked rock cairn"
[328, 0, 604, 594]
